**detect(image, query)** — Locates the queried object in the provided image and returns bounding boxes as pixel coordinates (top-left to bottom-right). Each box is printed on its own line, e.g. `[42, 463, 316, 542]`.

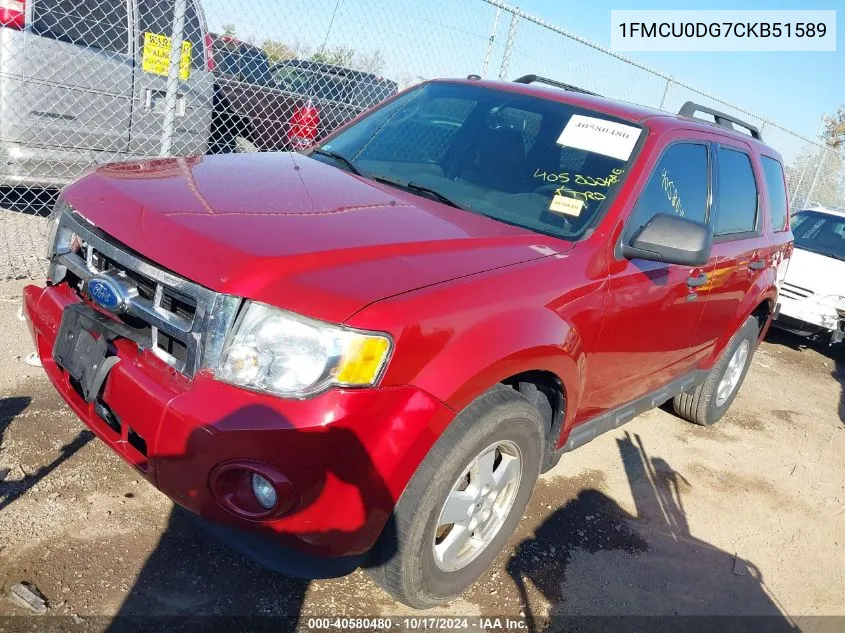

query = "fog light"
[251, 473, 277, 509]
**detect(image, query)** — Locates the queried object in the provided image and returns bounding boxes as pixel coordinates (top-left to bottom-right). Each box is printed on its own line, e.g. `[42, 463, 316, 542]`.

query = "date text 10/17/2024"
[305, 617, 529, 630]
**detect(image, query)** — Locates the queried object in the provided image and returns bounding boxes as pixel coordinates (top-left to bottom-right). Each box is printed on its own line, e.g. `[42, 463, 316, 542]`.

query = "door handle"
[749, 259, 766, 271]
[686, 273, 708, 288]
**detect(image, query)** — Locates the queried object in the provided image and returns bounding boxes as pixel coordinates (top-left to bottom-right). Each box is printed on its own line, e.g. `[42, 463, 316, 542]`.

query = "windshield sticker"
[661, 169, 686, 217]
[550, 195, 585, 217]
[142, 32, 192, 80]
[557, 115, 641, 161]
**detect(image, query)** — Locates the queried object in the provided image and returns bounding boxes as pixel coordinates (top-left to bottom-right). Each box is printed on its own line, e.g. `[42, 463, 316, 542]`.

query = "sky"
[201, 0, 842, 146]
[516, 0, 842, 140]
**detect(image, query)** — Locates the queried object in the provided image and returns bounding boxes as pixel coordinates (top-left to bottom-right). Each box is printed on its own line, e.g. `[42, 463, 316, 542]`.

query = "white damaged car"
[775, 206, 845, 344]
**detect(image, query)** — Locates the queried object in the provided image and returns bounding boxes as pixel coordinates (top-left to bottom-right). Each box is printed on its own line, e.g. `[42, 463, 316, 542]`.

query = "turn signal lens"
[335, 336, 391, 385]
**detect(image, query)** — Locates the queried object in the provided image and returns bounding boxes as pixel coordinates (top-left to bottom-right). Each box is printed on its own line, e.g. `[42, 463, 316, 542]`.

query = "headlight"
[45, 198, 80, 259]
[818, 295, 845, 317]
[216, 302, 392, 398]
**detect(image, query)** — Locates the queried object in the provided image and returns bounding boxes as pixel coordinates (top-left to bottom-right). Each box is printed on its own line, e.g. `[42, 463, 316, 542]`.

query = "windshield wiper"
[309, 148, 362, 176]
[371, 176, 464, 210]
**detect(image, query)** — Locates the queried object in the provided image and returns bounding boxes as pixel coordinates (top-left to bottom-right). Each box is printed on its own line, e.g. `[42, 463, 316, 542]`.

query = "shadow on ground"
[0, 396, 92, 511]
[507, 432, 798, 632]
[103, 404, 396, 633]
[0, 187, 57, 216]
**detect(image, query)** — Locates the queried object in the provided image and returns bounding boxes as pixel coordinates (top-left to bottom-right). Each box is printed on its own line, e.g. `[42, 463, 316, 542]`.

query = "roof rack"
[513, 75, 599, 96]
[678, 102, 762, 140]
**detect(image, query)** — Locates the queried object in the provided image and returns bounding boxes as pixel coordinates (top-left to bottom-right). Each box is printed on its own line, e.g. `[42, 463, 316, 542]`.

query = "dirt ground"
[1, 276, 843, 631]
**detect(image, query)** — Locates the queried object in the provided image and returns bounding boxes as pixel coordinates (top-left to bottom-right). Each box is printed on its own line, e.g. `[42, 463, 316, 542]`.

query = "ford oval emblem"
[87, 276, 124, 311]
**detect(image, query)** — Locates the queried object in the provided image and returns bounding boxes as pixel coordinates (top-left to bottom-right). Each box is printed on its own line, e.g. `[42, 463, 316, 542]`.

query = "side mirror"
[622, 214, 712, 267]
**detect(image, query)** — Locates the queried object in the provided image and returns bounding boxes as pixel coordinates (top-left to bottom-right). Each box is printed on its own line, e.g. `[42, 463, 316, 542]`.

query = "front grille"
[48, 210, 240, 377]
[780, 281, 814, 302]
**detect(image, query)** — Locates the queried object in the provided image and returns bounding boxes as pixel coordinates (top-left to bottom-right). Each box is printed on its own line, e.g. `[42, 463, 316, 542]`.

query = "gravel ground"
[0, 276, 843, 631]
[0, 206, 48, 282]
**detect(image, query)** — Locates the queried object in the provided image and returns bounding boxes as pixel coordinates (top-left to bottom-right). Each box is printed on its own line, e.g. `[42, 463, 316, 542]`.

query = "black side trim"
[184, 507, 367, 579]
[557, 369, 708, 457]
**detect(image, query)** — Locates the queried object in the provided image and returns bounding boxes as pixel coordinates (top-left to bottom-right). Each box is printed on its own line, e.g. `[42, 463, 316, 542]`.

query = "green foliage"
[310, 46, 356, 68]
[824, 107, 845, 149]
[261, 39, 295, 65]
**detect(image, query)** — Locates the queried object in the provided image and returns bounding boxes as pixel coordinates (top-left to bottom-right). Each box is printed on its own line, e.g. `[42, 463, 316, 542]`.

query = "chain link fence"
[1, 0, 843, 280]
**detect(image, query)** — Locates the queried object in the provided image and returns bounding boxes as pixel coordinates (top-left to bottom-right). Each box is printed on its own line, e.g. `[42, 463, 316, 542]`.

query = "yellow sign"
[549, 195, 584, 217]
[142, 32, 192, 80]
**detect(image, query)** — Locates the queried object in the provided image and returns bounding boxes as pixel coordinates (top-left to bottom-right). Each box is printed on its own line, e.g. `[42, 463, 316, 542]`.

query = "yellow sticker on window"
[142, 32, 192, 80]
[549, 195, 584, 217]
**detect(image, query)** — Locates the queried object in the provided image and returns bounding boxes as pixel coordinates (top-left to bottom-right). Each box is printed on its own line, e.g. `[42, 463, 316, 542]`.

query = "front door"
[583, 140, 714, 416]
[129, 0, 213, 157]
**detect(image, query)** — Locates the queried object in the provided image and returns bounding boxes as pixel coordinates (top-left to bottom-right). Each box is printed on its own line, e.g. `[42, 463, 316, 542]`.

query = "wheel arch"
[706, 284, 777, 366]
[501, 370, 567, 472]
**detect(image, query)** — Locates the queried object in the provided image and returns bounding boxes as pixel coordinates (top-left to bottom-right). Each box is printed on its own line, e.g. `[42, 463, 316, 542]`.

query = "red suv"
[25, 76, 792, 608]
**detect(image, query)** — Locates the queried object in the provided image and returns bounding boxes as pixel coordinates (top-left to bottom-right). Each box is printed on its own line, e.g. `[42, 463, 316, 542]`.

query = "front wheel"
[673, 315, 759, 426]
[366, 386, 544, 608]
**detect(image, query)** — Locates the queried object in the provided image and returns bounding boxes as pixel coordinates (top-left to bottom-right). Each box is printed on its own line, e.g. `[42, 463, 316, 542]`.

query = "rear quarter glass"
[760, 155, 789, 233]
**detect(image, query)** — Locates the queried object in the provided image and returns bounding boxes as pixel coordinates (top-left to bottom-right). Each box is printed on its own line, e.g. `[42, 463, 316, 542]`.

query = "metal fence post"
[805, 147, 829, 207]
[658, 77, 672, 111]
[497, 10, 519, 80]
[159, 0, 188, 157]
[482, 7, 502, 79]
[790, 115, 828, 209]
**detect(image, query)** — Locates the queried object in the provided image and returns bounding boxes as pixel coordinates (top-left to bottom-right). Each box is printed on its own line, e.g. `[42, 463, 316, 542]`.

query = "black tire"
[366, 385, 544, 608]
[673, 315, 759, 426]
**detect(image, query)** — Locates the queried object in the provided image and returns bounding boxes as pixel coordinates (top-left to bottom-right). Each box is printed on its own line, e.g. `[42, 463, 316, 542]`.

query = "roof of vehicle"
[209, 33, 265, 55]
[271, 58, 398, 86]
[432, 78, 780, 158]
[799, 206, 845, 218]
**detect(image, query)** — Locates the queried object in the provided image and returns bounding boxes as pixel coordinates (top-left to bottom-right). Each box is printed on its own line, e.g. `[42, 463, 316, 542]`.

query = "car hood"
[63, 153, 571, 322]
[784, 247, 845, 298]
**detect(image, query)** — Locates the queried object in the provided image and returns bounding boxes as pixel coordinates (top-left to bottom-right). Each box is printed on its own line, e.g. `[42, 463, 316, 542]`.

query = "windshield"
[316, 82, 645, 240]
[792, 211, 845, 261]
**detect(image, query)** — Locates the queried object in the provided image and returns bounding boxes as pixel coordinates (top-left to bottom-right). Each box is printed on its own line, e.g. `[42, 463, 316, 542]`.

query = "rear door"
[129, 0, 213, 156]
[693, 142, 771, 352]
[24, 0, 132, 157]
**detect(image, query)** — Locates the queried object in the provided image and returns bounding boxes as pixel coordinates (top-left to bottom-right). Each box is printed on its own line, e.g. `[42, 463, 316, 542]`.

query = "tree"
[221, 23, 237, 37]
[261, 39, 295, 64]
[354, 49, 385, 75]
[824, 107, 845, 149]
[788, 145, 845, 209]
[310, 46, 355, 68]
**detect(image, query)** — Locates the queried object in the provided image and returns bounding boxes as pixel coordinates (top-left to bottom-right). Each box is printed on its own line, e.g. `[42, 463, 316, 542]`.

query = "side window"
[31, 0, 129, 54]
[625, 143, 709, 242]
[760, 156, 789, 232]
[714, 147, 758, 236]
[137, 0, 205, 69]
[211, 40, 241, 78]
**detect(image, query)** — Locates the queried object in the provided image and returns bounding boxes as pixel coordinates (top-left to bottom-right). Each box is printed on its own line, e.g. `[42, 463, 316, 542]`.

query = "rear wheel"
[673, 315, 759, 426]
[367, 385, 544, 608]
